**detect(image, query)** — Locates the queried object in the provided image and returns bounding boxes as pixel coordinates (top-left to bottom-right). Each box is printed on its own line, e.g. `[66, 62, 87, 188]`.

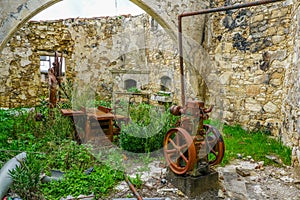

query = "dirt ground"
[107, 159, 300, 200]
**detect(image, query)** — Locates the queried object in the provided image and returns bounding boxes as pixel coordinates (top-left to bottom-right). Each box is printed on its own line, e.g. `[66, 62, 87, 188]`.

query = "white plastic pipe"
[0, 152, 26, 199]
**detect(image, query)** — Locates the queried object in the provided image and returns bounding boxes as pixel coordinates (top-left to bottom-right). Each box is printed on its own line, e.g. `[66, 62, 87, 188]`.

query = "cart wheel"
[163, 127, 196, 174]
[204, 124, 225, 166]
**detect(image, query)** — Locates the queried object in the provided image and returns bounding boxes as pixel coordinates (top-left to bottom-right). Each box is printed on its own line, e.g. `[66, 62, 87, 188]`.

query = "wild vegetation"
[0, 107, 123, 199]
[119, 103, 179, 153]
[0, 101, 291, 199]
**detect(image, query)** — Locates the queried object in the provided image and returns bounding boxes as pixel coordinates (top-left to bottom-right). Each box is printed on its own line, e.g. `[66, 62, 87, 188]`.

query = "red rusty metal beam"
[178, 0, 285, 106]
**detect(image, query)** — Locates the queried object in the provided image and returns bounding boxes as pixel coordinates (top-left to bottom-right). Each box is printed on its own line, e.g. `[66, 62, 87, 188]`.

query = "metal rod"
[177, 0, 284, 106]
[124, 174, 143, 200]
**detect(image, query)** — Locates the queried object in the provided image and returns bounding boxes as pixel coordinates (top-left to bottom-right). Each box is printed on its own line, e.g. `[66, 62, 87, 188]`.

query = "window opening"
[40, 55, 65, 82]
[160, 76, 171, 91]
[124, 79, 137, 90]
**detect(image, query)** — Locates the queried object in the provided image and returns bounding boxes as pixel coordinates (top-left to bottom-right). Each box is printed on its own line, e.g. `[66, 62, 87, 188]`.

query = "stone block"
[270, 78, 282, 86]
[166, 169, 219, 198]
[263, 102, 278, 113]
[297, 149, 300, 165]
[272, 35, 285, 44]
[245, 103, 261, 112]
[246, 85, 260, 96]
[271, 10, 285, 18]
[253, 14, 264, 22]
[219, 72, 232, 85]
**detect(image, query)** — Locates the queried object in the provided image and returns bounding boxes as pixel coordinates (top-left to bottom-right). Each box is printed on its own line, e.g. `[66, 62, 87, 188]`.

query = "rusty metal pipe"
[124, 174, 143, 200]
[178, 0, 284, 106]
[179, 0, 284, 18]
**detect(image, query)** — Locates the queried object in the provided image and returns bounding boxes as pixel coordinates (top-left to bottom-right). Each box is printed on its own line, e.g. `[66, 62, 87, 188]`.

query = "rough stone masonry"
[0, 0, 299, 165]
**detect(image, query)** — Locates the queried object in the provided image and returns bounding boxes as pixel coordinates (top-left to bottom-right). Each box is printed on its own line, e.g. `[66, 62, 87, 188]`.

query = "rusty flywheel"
[163, 127, 197, 175]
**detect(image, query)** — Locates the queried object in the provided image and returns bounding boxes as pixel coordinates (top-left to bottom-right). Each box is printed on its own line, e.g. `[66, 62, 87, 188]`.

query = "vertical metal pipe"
[178, 15, 185, 106]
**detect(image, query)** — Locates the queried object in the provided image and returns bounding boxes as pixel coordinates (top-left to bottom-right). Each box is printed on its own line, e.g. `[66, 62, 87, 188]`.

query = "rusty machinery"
[164, 101, 225, 176]
[48, 51, 71, 109]
[49, 51, 63, 108]
[163, 0, 284, 176]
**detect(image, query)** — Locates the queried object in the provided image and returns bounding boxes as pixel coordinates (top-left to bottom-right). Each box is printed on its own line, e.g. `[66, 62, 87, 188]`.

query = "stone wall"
[0, 14, 181, 108]
[206, 0, 289, 131]
[283, 1, 300, 166]
[206, 0, 299, 165]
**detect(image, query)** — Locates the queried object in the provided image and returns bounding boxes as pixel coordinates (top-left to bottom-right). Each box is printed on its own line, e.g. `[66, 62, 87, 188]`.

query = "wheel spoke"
[179, 144, 188, 150]
[210, 149, 217, 157]
[175, 133, 180, 146]
[207, 138, 217, 147]
[179, 151, 188, 163]
[166, 149, 177, 154]
[206, 126, 212, 134]
[168, 138, 178, 149]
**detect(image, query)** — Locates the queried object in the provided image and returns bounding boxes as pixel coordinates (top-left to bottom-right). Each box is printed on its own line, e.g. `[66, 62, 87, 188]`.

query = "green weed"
[41, 165, 123, 199]
[128, 173, 143, 189]
[9, 154, 44, 200]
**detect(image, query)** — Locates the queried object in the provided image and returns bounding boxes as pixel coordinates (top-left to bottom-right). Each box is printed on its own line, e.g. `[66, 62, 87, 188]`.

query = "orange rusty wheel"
[163, 127, 196, 175]
[204, 125, 225, 166]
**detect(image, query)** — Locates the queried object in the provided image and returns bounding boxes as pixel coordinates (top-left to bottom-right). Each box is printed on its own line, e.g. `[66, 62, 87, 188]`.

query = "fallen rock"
[294, 179, 300, 184]
[250, 176, 258, 181]
[218, 189, 225, 199]
[236, 167, 251, 177]
[280, 176, 294, 183]
[266, 154, 283, 165]
[255, 161, 264, 170]
[237, 153, 243, 159]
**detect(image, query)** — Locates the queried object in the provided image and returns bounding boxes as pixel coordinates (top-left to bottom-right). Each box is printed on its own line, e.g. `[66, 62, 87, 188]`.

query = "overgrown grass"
[221, 124, 291, 166]
[41, 165, 123, 199]
[0, 107, 123, 199]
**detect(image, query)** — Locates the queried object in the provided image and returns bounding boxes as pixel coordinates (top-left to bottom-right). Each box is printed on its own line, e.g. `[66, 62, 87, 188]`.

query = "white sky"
[31, 0, 145, 21]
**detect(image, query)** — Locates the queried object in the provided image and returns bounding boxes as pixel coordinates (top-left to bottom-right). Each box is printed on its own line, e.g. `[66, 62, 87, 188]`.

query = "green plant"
[93, 99, 112, 108]
[127, 87, 141, 93]
[129, 103, 152, 126]
[157, 91, 171, 97]
[103, 148, 125, 171]
[9, 154, 44, 200]
[128, 174, 143, 189]
[119, 104, 178, 153]
[41, 165, 123, 199]
[0, 106, 125, 199]
[45, 140, 95, 171]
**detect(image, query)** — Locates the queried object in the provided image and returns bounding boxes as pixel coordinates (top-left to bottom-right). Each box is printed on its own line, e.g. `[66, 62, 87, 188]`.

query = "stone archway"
[0, 0, 212, 103]
[0, 0, 62, 51]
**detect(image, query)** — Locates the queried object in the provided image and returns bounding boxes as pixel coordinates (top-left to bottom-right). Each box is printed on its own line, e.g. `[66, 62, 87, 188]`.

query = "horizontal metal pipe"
[179, 0, 284, 18]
